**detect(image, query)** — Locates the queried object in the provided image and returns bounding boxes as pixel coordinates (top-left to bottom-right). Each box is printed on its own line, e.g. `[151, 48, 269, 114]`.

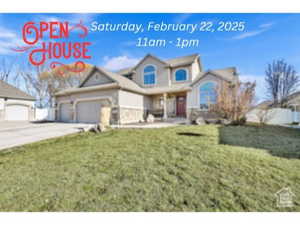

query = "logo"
[275, 187, 295, 207]
[11, 20, 91, 75]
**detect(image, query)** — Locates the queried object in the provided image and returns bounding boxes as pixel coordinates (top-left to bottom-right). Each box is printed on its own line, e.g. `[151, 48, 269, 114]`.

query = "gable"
[133, 55, 169, 87]
[81, 70, 115, 87]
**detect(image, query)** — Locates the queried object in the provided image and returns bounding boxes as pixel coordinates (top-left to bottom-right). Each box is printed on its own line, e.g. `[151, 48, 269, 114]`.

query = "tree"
[265, 59, 299, 106]
[211, 81, 256, 125]
[19, 62, 91, 108]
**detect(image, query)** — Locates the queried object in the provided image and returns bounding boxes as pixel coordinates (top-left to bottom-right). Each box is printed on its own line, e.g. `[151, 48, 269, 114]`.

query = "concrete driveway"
[0, 121, 91, 151]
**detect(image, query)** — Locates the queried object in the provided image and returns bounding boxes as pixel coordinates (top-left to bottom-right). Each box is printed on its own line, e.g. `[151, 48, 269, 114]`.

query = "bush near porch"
[0, 124, 299, 211]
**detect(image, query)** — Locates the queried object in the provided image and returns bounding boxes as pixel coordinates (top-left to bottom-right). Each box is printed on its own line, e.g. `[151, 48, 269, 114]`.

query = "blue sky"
[1, 13, 300, 101]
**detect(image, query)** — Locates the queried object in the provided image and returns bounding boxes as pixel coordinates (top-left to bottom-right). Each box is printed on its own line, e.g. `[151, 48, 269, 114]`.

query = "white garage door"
[59, 103, 72, 122]
[5, 105, 29, 121]
[76, 100, 102, 124]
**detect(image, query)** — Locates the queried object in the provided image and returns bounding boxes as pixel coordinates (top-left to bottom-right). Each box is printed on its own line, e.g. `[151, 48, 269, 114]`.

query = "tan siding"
[82, 71, 114, 87]
[133, 56, 169, 88]
[118, 90, 144, 108]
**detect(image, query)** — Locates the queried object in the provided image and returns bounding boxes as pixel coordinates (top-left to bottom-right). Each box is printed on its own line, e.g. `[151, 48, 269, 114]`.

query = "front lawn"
[0, 125, 299, 211]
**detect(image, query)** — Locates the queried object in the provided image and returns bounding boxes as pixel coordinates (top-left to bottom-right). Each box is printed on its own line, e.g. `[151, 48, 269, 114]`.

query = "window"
[175, 69, 188, 81]
[143, 65, 156, 85]
[199, 82, 217, 110]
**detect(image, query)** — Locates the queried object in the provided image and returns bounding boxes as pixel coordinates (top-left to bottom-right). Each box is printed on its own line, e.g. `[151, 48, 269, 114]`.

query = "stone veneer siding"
[187, 108, 219, 122]
[119, 107, 145, 124]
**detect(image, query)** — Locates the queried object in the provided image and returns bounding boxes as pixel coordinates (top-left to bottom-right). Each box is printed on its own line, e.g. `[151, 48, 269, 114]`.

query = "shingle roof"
[96, 67, 146, 94]
[59, 66, 146, 95]
[191, 67, 238, 86]
[165, 54, 199, 67]
[0, 80, 35, 101]
[116, 53, 201, 75]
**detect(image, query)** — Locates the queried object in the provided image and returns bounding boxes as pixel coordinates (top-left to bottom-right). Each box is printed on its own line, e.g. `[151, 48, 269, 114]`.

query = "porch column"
[163, 93, 168, 120]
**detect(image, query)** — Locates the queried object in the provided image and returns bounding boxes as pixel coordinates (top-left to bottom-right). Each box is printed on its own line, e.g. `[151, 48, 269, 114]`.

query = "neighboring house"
[247, 92, 300, 124]
[0, 80, 35, 121]
[54, 54, 238, 124]
[282, 91, 300, 123]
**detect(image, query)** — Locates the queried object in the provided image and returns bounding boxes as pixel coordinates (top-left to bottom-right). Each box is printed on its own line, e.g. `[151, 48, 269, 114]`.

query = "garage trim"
[5, 103, 30, 121]
[58, 100, 73, 122]
[73, 96, 113, 122]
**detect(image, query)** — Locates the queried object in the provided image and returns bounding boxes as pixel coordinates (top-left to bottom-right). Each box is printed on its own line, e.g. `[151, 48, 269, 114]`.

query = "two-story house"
[54, 54, 238, 124]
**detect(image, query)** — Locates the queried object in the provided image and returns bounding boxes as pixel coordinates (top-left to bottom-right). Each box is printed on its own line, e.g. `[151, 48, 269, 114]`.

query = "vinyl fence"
[246, 108, 296, 125]
[35, 108, 55, 121]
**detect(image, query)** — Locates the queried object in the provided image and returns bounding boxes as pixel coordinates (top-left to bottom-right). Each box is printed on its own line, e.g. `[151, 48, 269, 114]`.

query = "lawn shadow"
[218, 124, 300, 159]
[177, 132, 203, 137]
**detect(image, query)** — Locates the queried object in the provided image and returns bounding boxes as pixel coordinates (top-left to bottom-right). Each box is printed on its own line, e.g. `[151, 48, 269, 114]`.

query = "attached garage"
[5, 104, 29, 121]
[0, 80, 35, 121]
[59, 103, 73, 122]
[76, 100, 103, 123]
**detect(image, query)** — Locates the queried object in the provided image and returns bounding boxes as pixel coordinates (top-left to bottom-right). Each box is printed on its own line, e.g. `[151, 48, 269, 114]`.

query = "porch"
[146, 92, 188, 120]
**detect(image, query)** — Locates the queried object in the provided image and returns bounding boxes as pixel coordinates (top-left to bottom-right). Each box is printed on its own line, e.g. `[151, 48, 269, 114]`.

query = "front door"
[176, 96, 186, 117]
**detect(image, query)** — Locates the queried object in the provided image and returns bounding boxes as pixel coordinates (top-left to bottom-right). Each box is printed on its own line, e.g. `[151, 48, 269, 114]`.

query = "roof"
[56, 66, 146, 95]
[191, 67, 238, 86]
[145, 84, 191, 95]
[165, 54, 199, 67]
[117, 53, 201, 75]
[56, 66, 192, 96]
[0, 80, 35, 101]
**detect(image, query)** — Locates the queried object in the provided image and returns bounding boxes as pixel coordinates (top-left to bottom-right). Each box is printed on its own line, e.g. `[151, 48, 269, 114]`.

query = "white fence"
[246, 108, 297, 125]
[35, 108, 55, 121]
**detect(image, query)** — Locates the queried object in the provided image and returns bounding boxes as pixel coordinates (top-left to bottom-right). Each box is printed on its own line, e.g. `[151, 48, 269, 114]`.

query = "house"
[54, 54, 238, 124]
[0, 80, 35, 121]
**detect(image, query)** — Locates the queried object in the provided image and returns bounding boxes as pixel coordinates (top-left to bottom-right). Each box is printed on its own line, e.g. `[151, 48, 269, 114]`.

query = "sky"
[1, 13, 300, 102]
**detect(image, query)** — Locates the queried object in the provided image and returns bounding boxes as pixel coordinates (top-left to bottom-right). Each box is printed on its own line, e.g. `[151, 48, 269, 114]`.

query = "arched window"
[199, 82, 217, 110]
[175, 69, 188, 81]
[143, 65, 156, 85]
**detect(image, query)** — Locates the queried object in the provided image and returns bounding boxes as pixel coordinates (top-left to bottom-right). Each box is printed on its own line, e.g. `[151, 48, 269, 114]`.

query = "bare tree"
[19, 62, 91, 108]
[265, 59, 299, 106]
[0, 58, 16, 82]
[211, 81, 256, 125]
[18, 62, 52, 108]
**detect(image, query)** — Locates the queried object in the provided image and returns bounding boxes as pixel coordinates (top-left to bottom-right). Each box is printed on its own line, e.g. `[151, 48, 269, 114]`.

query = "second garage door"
[5, 104, 29, 121]
[76, 100, 102, 123]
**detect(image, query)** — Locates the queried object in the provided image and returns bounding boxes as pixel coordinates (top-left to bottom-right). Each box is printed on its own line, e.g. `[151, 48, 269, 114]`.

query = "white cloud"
[0, 26, 23, 55]
[232, 29, 266, 40]
[0, 27, 17, 38]
[174, 14, 192, 24]
[231, 22, 274, 40]
[259, 22, 274, 29]
[239, 74, 267, 102]
[101, 55, 140, 71]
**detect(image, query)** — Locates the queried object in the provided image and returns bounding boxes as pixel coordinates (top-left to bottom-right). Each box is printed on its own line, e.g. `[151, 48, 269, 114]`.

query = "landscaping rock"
[221, 119, 231, 125]
[88, 123, 107, 133]
[98, 123, 107, 132]
[205, 118, 220, 124]
[146, 114, 155, 123]
[195, 117, 206, 125]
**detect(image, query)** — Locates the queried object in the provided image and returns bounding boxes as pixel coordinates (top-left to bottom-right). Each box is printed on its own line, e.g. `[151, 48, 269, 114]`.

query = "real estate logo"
[275, 187, 295, 207]
[11, 20, 91, 75]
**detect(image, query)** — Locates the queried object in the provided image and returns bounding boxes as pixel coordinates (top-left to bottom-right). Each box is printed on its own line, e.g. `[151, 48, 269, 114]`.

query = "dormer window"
[143, 65, 156, 85]
[175, 69, 188, 82]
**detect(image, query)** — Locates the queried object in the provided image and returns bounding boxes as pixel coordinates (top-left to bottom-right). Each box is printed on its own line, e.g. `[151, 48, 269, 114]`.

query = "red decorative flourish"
[69, 20, 88, 38]
[50, 61, 86, 76]
[10, 45, 34, 52]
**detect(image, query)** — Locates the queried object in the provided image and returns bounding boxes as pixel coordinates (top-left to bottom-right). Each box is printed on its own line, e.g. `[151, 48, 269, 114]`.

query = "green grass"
[0, 124, 299, 211]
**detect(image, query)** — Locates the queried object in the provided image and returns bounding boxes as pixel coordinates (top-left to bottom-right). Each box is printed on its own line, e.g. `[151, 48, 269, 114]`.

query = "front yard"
[0, 124, 299, 211]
